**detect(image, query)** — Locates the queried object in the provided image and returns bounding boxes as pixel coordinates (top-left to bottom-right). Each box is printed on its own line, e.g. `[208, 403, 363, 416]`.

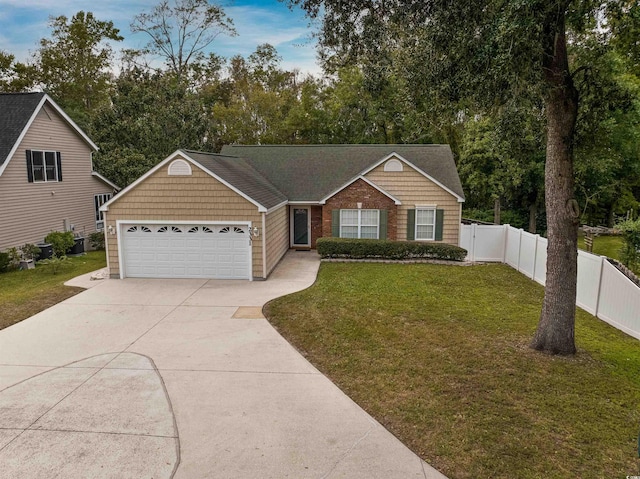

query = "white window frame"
[31, 150, 58, 182]
[415, 206, 437, 241]
[340, 209, 380, 239]
[94, 193, 112, 230]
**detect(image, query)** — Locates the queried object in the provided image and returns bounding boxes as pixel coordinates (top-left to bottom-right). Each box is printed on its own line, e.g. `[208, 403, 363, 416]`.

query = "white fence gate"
[460, 223, 640, 341]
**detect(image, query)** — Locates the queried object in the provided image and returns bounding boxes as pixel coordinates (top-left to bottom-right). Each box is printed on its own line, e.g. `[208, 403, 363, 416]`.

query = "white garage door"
[121, 223, 251, 279]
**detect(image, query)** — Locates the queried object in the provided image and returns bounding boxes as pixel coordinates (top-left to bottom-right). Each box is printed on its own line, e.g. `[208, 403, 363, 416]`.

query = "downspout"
[262, 212, 267, 279]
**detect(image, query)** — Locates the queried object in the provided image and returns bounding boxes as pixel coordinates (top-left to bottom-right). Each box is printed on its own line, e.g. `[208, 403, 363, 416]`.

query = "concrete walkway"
[0, 251, 447, 478]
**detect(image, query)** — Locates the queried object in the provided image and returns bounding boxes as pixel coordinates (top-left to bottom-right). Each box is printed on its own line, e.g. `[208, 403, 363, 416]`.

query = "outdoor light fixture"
[107, 225, 115, 235]
[252, 226, 260, 237]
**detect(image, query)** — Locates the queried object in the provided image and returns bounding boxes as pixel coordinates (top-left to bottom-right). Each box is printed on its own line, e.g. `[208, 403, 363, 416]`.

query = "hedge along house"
[101, 145, 464, 280]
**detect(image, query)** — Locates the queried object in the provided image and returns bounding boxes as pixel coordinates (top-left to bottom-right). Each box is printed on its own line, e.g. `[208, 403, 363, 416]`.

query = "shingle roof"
[0, 92, 46, 166]
[219, 144, 465, 201]
[183, 150, 288, 210]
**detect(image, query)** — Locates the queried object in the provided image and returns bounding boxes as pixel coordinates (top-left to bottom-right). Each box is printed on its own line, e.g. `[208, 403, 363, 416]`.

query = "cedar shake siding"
[264, 204, 289, 276]
[322, 179, 398, 240]
[104, 157, 264, 278]
[364, 161, 461, 244]
[0, 104, 110, 249]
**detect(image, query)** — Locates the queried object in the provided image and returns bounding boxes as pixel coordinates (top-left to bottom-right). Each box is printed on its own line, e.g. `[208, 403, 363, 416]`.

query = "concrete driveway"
[0, 251, 447, 478]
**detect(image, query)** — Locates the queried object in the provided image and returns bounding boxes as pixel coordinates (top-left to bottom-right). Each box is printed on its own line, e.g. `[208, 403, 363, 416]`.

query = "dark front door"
[293, 208, 309, 246]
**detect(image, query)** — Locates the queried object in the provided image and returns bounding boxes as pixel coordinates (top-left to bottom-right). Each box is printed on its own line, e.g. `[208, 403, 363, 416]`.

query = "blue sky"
[0, 0, 321, 75]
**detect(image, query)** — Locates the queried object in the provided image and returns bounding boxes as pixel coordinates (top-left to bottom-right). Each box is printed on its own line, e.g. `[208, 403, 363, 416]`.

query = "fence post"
[517, 228, 523, 272]
[594, 255, 605, 318]
[470, 223, 477, 262]
[531, 234, 539, 280]
[502, 224, 509, 264]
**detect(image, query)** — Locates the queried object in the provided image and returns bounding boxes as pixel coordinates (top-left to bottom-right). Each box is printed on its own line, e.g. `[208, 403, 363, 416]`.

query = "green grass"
[577, 234, 625, 260]
[265, 263, 640, 479]
[0, 251, 107, 330]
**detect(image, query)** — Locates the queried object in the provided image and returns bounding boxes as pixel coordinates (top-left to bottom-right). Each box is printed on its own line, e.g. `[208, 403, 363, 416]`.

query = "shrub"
[0, 252, 10, 273]
[39, 255, 69, 274]
[20, 243, 41, 260]
[88, 231, 105, 250]
[316, 238, 468, 261]
[44, 231, 75, 258]
[5, 247, 20, 269]
[615, 218, 640, 271]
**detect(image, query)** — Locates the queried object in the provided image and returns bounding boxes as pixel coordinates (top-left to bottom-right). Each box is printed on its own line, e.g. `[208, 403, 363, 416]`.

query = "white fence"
[460, 223, 640, 341]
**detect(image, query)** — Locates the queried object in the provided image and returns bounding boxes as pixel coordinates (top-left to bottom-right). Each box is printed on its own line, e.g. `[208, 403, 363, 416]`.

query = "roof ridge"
[225, 144, 449, 148]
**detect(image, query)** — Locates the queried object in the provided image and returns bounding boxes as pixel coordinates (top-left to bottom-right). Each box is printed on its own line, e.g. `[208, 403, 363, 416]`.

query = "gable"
[219, 144, 465, 202]
[0, 93, 97, 177]
[102, 152, 263, 214]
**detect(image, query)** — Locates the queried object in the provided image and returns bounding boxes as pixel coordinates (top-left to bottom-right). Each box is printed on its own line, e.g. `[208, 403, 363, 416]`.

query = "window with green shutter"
[408, 208, 444, 241]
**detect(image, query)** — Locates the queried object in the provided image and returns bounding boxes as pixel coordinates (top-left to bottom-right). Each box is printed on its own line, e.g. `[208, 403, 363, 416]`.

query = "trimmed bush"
[44, 231, 75, 258]
[316, 238, 467, 261]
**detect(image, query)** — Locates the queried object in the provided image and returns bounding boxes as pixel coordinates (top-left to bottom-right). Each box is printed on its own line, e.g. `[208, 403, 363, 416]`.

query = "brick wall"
[310, 206, 323, 247]
[322, 179, 397, 240]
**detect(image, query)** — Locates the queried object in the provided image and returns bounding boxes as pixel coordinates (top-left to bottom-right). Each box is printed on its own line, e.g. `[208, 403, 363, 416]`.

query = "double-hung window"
[340, 209, 379, 239]
[94, 193, 112, 230]
[415, 207, 436, 240]
[32, 151, 57, 182]
[26, 150, 62, 183]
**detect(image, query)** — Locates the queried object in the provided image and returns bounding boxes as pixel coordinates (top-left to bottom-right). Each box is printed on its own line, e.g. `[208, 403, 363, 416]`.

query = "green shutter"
[435, 209, 444, 241]
[379, 210, 388, 239]
[407, 209, 416, 241]
[331, 209, 340, 237]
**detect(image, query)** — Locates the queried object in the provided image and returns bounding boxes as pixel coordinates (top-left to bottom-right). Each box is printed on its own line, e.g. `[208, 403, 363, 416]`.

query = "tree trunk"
[530, 13, 579, 355]
[493, 197, 501, 225]
[529, 202, 537, 234]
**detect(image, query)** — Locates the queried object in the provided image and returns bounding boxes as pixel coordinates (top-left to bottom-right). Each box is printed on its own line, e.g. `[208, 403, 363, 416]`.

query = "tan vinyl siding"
[0, 104, 109, 249]
[365, 162, 462, 245]
[104, 157, 264, 278]
[264, 205, 289, 275]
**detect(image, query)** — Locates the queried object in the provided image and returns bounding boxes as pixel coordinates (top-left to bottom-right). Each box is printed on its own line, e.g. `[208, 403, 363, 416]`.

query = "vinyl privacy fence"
[460, 223, 640, 341]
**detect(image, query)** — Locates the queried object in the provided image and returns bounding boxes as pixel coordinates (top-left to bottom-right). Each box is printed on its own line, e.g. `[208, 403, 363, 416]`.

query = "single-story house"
[0, 92, 119, 250]
[101, 145, 465, 280]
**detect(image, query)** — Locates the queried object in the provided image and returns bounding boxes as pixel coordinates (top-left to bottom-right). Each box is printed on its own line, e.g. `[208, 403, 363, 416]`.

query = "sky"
[0, 0, 322, 76]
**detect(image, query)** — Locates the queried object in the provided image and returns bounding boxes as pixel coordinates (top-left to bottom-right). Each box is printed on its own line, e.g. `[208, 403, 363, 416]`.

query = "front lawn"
[265, 263, 640, 479]
[0, 251, 107, 330]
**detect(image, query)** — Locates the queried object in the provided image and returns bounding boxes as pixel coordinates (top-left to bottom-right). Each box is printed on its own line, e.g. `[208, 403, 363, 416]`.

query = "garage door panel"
[122, 223, 251, 279]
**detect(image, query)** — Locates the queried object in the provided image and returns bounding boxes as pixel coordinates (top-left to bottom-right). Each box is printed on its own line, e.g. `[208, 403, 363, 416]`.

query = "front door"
[292, 207, 310, 247]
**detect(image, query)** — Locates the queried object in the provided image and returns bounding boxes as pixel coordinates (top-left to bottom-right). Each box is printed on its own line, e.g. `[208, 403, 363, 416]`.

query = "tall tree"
[129, 0, 236, 80]
[36, 11, 123, 123]
[287, 0, 635, 354]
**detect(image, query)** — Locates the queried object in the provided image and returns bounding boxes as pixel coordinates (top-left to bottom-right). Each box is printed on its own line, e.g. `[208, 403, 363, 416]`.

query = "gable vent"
[168, 159, 192, 176]
[383, 158, 403, 172]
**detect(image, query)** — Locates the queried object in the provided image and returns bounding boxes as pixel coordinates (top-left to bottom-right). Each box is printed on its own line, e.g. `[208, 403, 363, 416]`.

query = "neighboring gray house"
[0, 92, 119, 250]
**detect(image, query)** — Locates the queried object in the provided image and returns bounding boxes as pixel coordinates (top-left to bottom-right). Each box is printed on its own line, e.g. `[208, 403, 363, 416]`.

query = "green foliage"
[5, 247, 20, 270]
[36, 11, 123, 125]
[0, 252, 10, 273]
[20, 244, 41, 261]
[44, 231, 75, 258]
[37, 256, 70, 275]
[615, 218, 640, 270]
[316, 238, 467, 261]
[88, 232, 105, 250]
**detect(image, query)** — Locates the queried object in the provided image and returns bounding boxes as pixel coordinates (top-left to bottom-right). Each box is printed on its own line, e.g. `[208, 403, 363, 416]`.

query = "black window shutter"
[379, 209, 388, 239]
[331, 209, 340, 237]
[26, 150, 33, 183]
[435, 209, 445, 241]
[407, 209, 416, 240]
[56, 152, 62, 181]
